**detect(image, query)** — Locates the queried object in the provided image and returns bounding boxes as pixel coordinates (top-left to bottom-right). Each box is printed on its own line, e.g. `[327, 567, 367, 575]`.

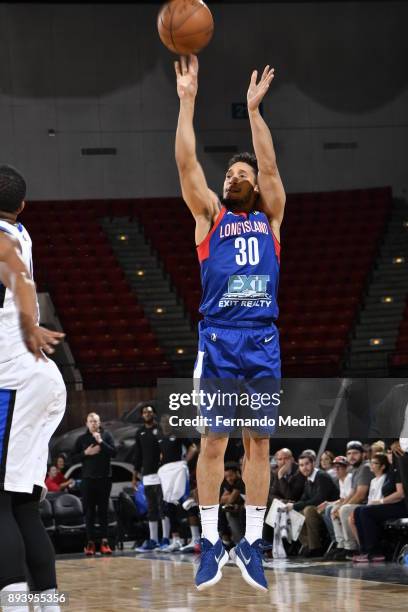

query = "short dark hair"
[298, 453, 315, 463]
[224, 461, 240, 473]
[0, 165, 26, 212]
[227, 152, 258, 176]
[371, 452, 389, 472]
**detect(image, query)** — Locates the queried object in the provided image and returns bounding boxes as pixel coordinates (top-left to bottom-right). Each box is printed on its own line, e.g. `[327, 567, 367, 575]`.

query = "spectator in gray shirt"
[331, 441, 373, 560]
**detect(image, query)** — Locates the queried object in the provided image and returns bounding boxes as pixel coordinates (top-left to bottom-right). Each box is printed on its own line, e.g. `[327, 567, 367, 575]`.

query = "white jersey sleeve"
[0, 220, 39, 363]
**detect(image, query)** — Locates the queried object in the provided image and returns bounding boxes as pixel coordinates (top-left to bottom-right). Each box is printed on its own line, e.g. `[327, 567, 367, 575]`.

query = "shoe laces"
[250, 539, 273, 563]
[199, 538, 219, 561]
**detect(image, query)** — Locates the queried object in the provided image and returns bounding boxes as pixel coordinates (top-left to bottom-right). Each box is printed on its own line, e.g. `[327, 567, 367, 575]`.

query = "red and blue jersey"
[197, 206, 280, 325]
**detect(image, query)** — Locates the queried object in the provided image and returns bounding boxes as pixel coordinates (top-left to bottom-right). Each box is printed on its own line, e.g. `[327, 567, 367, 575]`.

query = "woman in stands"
[353, 451, 407, 562]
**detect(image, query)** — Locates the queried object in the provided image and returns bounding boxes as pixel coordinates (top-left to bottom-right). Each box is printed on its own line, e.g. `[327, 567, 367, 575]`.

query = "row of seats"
[22, 203, 170, 388]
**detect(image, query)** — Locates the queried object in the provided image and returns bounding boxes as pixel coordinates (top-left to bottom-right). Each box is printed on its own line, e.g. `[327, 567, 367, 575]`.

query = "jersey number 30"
[235, 237, 260, 266]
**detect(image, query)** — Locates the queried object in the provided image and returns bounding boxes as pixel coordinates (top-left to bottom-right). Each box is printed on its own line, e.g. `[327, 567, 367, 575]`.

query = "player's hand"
[84, 444, 101, 456]
[22, 325, 65, 361]
[247, 65, 275, 113]
[174, 55, 198, 101]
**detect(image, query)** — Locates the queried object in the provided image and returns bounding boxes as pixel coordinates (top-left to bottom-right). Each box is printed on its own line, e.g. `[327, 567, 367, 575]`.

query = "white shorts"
[0, 351, 66, 494]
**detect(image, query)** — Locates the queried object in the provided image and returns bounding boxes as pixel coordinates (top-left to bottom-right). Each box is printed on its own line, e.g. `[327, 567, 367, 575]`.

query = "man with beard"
[174, 55, 285, 591]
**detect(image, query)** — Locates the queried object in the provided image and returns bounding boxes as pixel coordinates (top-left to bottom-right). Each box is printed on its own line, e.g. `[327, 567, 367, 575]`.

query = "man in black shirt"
[133, 404, 168, 552]
[269, 448, 306, 503]
[219, 463, 246, 546]
[284, 453, 339, 557]
[157, 414, 198, 552]
[72, 412, 116, 555]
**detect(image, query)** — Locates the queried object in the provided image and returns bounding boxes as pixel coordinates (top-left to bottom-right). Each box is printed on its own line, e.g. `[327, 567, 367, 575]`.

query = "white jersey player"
[0, 165, 66, 612]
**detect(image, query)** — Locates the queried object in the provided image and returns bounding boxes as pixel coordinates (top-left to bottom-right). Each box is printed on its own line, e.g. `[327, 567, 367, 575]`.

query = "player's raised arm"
[0, 232, 64, 359]
[174, 55, 218, 243]
[247, 66, 286, 240]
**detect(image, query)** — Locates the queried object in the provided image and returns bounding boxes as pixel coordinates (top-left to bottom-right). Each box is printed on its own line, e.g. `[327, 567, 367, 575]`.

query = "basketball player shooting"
[174, 55, 285, 591]
[0, 166, 66, 611]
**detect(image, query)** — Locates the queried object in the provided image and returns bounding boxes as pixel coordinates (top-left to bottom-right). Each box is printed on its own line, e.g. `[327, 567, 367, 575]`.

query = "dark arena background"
[0, 1, 408, 610]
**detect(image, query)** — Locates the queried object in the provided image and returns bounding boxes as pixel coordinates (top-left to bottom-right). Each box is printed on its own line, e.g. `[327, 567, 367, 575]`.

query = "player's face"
[142, 407, 154, 423]
[222, 162, 258, 209]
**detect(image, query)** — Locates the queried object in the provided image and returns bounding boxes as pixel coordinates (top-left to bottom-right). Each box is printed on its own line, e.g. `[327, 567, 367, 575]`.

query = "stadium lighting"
[118, 234, 128, 241]
[155, 307, 164, 314]
[176, 348, 185, 355]
[369, 338, 383, 346]
[136, 270, 145, 276]
[393, 257, 405, 264]
[381, 296, 394, 303]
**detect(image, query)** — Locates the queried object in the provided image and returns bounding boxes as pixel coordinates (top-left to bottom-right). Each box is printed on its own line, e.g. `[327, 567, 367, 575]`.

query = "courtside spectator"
[320, 451, 336, 479]
[285, 453, 339, 557]
[269, 448, 306, 503]
[353, 451, 407, 562]
[319, 456, 352, 558]
[331, 441, 373, 560]
[45, 466, 74, 493]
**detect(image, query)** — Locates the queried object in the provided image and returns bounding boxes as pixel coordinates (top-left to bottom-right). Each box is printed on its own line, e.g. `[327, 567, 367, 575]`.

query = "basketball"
[157, 0, 214, 55]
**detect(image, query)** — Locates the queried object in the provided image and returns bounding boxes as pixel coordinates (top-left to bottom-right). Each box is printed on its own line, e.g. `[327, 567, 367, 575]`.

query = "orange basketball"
[157, 0, 214, 55]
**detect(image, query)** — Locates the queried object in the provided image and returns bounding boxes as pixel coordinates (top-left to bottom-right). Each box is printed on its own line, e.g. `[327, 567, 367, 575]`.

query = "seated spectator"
[371, 441, 386, 458]
[319, 456, 352, 557]
[55, 453, 68, 474]
[353, 451, 407, 562]
[269, 448, 306, 503]
[320, 450, 336, 479]
[331, 441, 373, 560]
[219, 463, 245, 546]
[284, 453, 339, 557]
[45, 465, 74, 493]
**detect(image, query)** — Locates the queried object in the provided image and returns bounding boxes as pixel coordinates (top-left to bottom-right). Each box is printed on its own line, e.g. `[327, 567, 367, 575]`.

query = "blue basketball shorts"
[193, 320, 281, 435]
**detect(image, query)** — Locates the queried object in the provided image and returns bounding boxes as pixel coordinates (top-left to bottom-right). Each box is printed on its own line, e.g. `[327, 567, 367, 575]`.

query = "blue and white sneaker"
[231, 538, 270, 592]
[135, 539, 159, 553]
[195, 538, 229, 591]
[158, 538, 171, 550]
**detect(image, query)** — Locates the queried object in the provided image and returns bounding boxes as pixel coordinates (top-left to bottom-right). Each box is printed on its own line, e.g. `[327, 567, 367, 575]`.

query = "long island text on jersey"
[197, 207, 280, 325]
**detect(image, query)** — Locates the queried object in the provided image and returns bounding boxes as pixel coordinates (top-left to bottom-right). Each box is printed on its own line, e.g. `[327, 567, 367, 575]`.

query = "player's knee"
[201, 437, 226, 461]
[248, 436, 269, 460]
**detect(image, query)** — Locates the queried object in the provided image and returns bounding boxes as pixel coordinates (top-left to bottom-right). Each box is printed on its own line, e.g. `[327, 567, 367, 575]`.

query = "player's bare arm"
[247, 66, 286, 241]
[175, 54, 219, 245]
[0, 232, 64, 360]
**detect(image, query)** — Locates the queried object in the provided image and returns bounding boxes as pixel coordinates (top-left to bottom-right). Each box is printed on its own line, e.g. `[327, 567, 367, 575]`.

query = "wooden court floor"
[56, 556, 408, 612]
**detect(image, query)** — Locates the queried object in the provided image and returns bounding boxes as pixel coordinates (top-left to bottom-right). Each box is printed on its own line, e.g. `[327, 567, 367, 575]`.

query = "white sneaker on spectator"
[179, 539, 200, 553]
[182, 498, 198, 511]
[162, 538, 183, 553]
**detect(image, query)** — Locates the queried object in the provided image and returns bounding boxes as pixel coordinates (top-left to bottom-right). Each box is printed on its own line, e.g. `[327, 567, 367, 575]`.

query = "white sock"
[190, 525, 200, 542]
[149, 521, 158, 542]
[199, 504, 219, 545]
[1, 582, 29, 612]
[161, 517, 171, 540]
[33, 589, 61, 612]
[245, 505, 266, 545]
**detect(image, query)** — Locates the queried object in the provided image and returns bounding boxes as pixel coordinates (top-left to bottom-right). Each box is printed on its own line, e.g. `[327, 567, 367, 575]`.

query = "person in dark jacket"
[269, 448, 306, 503]
[284, 453, 339, 557]
[72, 412, 116, 556]
[132, 404, 167, 552]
